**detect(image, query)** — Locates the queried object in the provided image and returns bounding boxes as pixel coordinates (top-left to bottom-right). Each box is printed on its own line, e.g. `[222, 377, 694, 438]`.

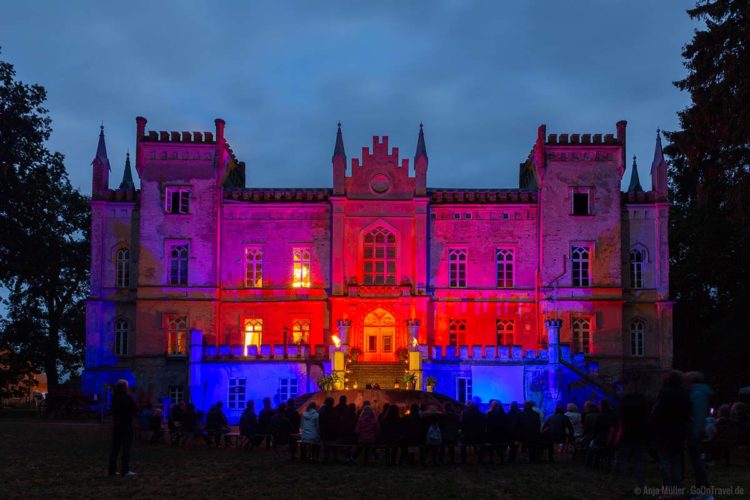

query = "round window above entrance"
[369, 173, 391, 194]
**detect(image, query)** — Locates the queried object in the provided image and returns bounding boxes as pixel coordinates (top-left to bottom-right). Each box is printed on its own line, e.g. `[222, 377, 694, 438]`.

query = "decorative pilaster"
[406, 318, 420, 352]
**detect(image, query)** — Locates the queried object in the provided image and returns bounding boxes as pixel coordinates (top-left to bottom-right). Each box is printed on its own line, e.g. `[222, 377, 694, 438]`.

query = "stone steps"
[346, 361, 409, 389]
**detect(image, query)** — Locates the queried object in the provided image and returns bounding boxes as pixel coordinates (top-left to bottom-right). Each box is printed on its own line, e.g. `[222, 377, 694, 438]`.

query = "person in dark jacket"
[353, 404, 380, 464]
[615, 392, 649, 492]
[318, 397, 340, 462]
[239, 401, 258, 449]
[542, 406, 573, 461]
[380, 404, 401, 464]
[286, 399, 301, 433]
[108, 379, 138, 476]
[399, 404, 422, 464]
[205, 401, 230, 447]
[652, 371, 691, 489]
[257, 397, 274, 449]
[460, 402, 487, 463]
[334, 395, 348, 417]
[269, 403, 293, 451]
[339, 403, 359, 462]
[685, 371, 712, 489]
[517, 401, 542, 463]
[507, 402, 521, 462]
[485, 401, 510, 463]
[439, 402, 461, 464]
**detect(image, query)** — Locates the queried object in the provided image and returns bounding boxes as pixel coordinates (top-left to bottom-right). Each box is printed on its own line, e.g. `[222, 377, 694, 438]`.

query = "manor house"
[83, 117, 671, 419]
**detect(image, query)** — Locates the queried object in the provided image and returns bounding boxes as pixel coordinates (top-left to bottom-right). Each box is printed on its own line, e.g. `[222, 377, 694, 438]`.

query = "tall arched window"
[496, 319, 514, 346]
[363, 227, 396, 285]
[115, 318, 128, 356]
[630, 320, 645, 356]
[169, 244, 189, 285]
[630, 248, 645, 289]
[571, 246, 591, 287]
[116, 248, 129, 288]
[572, 317, 591, 354]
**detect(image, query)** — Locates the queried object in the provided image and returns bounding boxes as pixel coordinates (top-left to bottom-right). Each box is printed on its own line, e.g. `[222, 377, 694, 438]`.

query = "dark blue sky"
[1, 1, 697, 193]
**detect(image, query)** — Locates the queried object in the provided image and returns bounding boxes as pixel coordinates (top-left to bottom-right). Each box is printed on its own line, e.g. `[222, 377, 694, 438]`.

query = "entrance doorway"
[362, 308, 396, 362]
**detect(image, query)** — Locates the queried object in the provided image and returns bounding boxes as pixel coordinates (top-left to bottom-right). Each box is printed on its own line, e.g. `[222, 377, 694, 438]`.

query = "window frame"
[572, 317, 591, 354]
[630, 247, 645, 289]
[571, 245, 591, 287]
[496, 319, 515, 346]
[448, 248, 467, 288]
[630, 319, 645, 357]
[244, 247, 263, 288]
[115, 248, 129, 288]
[362, 227, 397, 286]
[292, 318, 310, 345]
[168, 385, 184, 405]
[496, 248, 514, 288]
[228, 378, 247, 410]
[114, 318, 129, 356]
[243, 318, 263, 354]
[292, 247, 311, 288]
[164, 186, 191, 215]
[166, 315, 188, 356]
[456, 377, 472, 404]
[448, 318, 467, 347]
[168, 242, 189, 286]
[570, 187, 592, 216]
[279, 377, 299, 402]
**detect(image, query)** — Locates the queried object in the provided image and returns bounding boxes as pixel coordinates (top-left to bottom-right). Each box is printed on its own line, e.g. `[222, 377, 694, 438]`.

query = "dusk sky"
[1, 1, 697, 193]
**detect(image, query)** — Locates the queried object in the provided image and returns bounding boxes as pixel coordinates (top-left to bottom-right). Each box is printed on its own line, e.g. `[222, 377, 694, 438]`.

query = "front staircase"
[346, 361, 409, 389]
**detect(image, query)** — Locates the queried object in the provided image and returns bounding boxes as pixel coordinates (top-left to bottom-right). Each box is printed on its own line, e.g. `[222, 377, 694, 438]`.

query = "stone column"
[545, 319, 562, 403]
[336, 319, 351, 353]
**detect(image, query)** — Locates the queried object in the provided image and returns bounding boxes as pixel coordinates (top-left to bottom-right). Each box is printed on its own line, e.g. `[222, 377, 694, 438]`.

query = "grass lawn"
[0, 419, 748, 499]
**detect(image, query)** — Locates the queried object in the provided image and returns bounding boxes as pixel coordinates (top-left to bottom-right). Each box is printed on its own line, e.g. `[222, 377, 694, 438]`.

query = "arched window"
[571, 246, 590, 287]
[363, 227, 396, 285]
[243, 318, 263, 355]
[245, 248, 263, 288]
[630, 320, 645, 356]
[169, 244, 189, 285]
[572, 317, 591, 354]
[496, 248, 514, 288]
[496, 319, 514, 346]
[448, 248, 467, 288]
[115, 318, 128, 356]
[116, 248, 129, 288]
[630, 248, 645, 289]
[167, 316, 188, 355]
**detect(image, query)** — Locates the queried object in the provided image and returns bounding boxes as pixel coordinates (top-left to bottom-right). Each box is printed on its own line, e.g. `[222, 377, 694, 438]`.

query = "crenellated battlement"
[544, 120, 626, 146]
[141, 130, 216, 143]
[351, 136, 410, 172]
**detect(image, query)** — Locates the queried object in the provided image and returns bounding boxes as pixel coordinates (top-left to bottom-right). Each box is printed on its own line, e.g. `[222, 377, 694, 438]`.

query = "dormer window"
[165, 186, 191, 214]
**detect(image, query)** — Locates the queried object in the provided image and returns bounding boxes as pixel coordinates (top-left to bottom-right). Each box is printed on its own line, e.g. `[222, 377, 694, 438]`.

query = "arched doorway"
[363, 308, 396, 362]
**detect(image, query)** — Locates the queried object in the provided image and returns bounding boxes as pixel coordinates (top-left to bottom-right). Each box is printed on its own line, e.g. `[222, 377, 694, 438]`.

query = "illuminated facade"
[84, 117, 672, 419]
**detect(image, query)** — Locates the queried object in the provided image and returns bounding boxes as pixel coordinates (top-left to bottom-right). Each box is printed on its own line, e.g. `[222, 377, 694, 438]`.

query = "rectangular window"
[496, 319, 514, 346]
[116, 248, 129, 288]
[169, 243, 189, 286]
[448, 318, 467, 347]
[292, 248, 311, 288]
[228, 378, 247, 410]
[572, 317, 591, 354]
[448, 248, 467, 288]
[572, 191, 590, 216]
[496, 248, 514, 288]
[167, 316, 188, 356]
[245, 248, 263, 288]
[115, 318, 129, 356]
[169, 385, 184, 405]
[456, 377, 472, 404]
[243, 318, 263, 355]
[165, 186, 191, 214]
[279, 378, 299, 402]
[571, 246, 590, 287]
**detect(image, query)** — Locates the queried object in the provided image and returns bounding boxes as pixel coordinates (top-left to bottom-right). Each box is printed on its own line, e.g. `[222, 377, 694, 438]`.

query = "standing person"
[614, 392, 649, 493]
[506, 402, 521, 463]
[652, 371, 691, 490]
[257, 397, 274, 449]
[318, 397, 339, 463]
[108, 379, 138, 477]
[239, 401, 258, 449]
[564, 403, 583, 441]
[518, 401, 542, 463]
[286, 398, 301, 434]
[353, 404, 380, 464]
[300, 402, 321, 461]
[685, 372, 712, 490]
[334, 395, 348, 417]
[541, 406, 574, 461]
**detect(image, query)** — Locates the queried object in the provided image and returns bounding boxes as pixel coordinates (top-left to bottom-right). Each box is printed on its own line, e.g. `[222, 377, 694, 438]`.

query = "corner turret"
[91, 125, 111, 198]
[332, 122, 346, 195]
[414, 123, 428, 196]
[651, 129, 668, 198]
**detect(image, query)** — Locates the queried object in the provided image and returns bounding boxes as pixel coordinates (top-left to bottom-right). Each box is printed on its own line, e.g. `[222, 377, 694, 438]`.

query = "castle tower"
[91, 125, 110, 197]
[332, 122, 346, 195]
[414, 123, 428, 196]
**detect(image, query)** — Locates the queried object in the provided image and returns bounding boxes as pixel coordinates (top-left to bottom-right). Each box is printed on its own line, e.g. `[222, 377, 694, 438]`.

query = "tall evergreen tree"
[665, 1, 750, 396]
[0, 52, 89, 389]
